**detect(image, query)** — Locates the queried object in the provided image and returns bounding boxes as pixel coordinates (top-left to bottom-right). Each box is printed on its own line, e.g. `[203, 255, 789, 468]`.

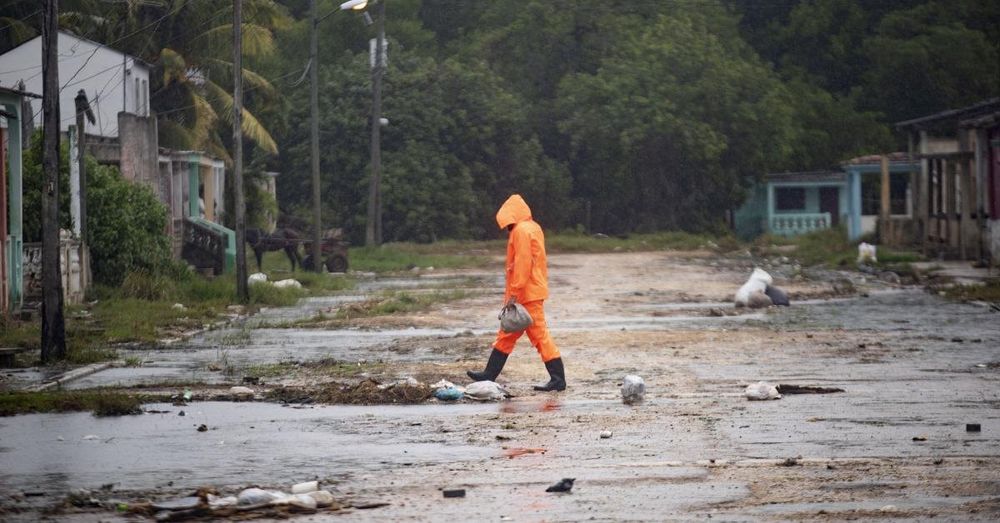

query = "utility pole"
[40, 0, 66, 362]
[309, 0, 323, 271]
[366, 0, 385, 246]
[233, 0, 249, 302]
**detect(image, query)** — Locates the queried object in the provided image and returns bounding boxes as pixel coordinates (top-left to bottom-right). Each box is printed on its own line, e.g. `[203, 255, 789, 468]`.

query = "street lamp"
[340, 0, 368, 10]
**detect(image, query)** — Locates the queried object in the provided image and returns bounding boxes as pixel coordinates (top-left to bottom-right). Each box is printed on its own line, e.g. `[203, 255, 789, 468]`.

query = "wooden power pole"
[233, 0, 249, 302]
[40, 0, 66, 362]
[366, 0, 385, 246]
[309, 0, 322, 271]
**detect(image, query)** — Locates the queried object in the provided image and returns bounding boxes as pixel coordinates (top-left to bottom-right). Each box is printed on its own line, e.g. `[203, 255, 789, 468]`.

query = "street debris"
[621, 374, 645, 405]
[747, 290, 773, 308]
[268, 379, 432, 405]
[734, 268, 773, 307]
[546, 478, 575, 493]
[171, 303, 186, 311]
[967, 423, 981, 432]
[600, 430, 613, 439]
[764, 285, 790, 306]
[776, 384, 845, 394]
[273, 279, 303, 289]
[196, 424, 208, 432]
[745, 381, 781, 400]
[248, 273, 268, 284]
[857, 242, 878, 263]
[291, 481, 318, 494]
[913, 435, 928, 441]
[434, 387, 464, 401]
[442, 488, 466, 498]
[464, 381, 509, 401]
[229, 386, 254, 398]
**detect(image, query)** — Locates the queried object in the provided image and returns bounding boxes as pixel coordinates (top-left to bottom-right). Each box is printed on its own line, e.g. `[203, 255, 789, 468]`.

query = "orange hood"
[496, 194, 532, 230]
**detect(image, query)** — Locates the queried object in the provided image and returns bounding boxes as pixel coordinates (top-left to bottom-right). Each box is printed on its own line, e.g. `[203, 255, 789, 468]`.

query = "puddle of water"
[0, 402, 495, 494]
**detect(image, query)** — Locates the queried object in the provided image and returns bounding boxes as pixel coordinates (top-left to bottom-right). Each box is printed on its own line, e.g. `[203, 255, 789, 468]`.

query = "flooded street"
[2, 251, 999, 520]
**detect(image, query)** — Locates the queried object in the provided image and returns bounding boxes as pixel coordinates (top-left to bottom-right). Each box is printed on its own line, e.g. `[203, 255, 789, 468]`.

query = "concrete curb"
[27, 362, 114, 392]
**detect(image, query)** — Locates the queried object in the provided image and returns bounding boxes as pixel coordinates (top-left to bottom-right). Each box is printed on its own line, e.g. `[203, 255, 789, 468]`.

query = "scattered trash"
[178, 410, 185, 416]
[171, 303, 186, 311]
[857, 242, 877, 263]
[465, 381, 509, 401]
[379, 377, 422, 390]
[779, 457, 800, 467]
[291, 481, 319, 494]
[248, 273, 268, 285]
[966, 423, 981, 432]
[273, 278, 303, 289]
[776, 384, 845, 394]
[621, 375, 645, 405]
[764, 285, 790, 306]
[912, 435, 927, 441]
[499, 298, 533, 333]
[442, 488, 466, 498]
[207, 495, 237, 509]
[734, 268, 773, 307]
[183, 389, 193, 401]
[307, 490, 336, 508]
[745, 381, 781, 401]
[431, 379, 458, 389]
[288, 493, 318, 510]
[237, 488, 282, 506]
[83, 434, 100, 440]
[599, 430, 613, 439]
[151, 497, 201, 511]
[495, 434, 512, 441]
[746, 290, 773, 309]
[879, 505, 897, 512]
[197, 424, 208, 432]
[229, 386, 254, 396]
[434, 387, 464, 401]
[546, 478, 575, 493]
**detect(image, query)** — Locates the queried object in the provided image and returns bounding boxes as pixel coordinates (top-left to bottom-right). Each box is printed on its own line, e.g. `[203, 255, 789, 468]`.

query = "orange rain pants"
[493, 299, 560, 362]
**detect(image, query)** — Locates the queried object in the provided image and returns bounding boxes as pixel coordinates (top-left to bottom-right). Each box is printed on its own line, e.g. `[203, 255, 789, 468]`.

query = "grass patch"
[754, 227, 926, 270]
[0, 390, 144, 417]
[334, 290, 474, 319]
[349, 244, 490, 273]
[944, 279, 1000, 302]
[243, 361, 299, 378]
[305, 358, 383, 377]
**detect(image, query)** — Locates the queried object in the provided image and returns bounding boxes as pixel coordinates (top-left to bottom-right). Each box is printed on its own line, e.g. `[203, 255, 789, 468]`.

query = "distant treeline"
[2, 1, 997, 240]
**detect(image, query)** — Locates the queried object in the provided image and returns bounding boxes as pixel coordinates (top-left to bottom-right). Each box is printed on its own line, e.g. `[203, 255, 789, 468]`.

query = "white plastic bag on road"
[621, 375, 645, 405]
[857, 242, 878, 264]
[734, 268, 773, 307]
[745, 381, 781, 401]
[464, 381, 508, 401]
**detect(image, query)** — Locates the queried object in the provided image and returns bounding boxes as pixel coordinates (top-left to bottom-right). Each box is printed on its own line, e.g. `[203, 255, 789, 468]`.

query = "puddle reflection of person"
[467, 194, 566, 392]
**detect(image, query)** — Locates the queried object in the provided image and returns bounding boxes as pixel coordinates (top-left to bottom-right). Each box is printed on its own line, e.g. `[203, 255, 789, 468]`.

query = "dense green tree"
[558, 10, 797, 232]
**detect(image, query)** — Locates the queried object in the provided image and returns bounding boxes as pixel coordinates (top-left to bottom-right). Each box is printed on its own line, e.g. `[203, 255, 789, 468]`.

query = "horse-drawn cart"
[301, 228, 350, 273]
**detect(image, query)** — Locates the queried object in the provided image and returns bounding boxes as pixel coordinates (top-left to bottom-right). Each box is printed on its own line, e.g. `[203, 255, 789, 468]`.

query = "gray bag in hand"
[499, 298, 533, 333]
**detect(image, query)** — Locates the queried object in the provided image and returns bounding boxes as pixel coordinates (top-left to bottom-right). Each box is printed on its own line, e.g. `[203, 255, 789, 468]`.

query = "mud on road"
[2, 250, 999, 521]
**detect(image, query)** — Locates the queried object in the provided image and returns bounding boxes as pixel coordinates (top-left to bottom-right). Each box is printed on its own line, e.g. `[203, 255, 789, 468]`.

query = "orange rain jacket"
[496, 194, 548, 303]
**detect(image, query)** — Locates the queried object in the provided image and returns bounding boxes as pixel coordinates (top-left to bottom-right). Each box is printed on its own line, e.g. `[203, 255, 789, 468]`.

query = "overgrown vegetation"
[944, 279, 1000, 303]
[0, 390, 145, 417]
[335, 290, 475, 320]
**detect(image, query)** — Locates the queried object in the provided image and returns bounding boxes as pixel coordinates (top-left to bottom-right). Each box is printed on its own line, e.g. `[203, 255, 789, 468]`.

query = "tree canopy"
[2, 0, 996, 240]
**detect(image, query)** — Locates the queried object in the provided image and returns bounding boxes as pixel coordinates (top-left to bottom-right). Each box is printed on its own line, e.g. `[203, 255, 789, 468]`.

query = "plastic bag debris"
[273, 279, 303, 289]
[306, 490, 336, 508]
[291, 481, 318, 494]
[746, 290, 773, 309]
[857, 242, 877, 264]
[621, 375, 645, 405]
[764, 285, 790, 306]
[735, 268, 773, 307]
[745, 381, 781, 401]
[499, 298, 533, 333]
[434, 387, 464, 401]
[248, 273, 268, 285]
[237, 488, 282, 506]
[464, 381, 508, 401]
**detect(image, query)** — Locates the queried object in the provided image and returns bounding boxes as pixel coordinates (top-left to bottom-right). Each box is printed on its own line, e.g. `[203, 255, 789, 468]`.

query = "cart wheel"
[301, 255, 316, 271]
[326, 255, 348, 273]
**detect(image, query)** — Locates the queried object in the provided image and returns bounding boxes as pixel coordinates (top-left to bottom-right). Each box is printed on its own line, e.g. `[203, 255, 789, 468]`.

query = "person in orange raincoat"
[467, 194, 566, 391]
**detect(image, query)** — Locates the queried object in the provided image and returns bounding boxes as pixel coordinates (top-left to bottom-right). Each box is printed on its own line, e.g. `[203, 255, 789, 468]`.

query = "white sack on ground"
[735, 268, 773, 307]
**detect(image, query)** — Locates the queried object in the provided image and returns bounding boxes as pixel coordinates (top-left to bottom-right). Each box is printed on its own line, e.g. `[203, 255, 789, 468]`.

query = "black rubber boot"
[467, 348, 508, 382]
[534, 358, 566, 391]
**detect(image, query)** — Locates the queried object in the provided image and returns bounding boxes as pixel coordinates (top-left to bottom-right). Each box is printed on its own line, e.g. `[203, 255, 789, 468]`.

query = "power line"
[0, 8, 41, 32]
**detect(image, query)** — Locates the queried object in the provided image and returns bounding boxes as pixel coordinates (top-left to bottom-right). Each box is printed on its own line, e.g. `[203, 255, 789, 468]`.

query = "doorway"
[819, 187, 840, 226]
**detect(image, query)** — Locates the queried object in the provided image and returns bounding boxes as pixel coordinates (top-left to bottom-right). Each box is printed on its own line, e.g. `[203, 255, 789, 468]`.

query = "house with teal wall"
[734, 171, 848, 240]
[735, 155, 919, 241]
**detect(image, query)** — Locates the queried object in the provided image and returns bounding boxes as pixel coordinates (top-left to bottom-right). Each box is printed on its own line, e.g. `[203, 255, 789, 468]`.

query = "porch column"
[847, 169, 862, 241]
[918, 131, 929, 254]
[188, 157, 201, 218]
[1, 98, 25, 310]
[766, 184, 775, 234]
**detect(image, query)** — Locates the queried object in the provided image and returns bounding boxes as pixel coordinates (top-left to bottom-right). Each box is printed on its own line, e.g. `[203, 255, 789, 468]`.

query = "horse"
[246, 228, 303, 272]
